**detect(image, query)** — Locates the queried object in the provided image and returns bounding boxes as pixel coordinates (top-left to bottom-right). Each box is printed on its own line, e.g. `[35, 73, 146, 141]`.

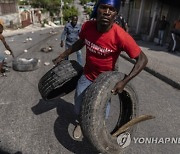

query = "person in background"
[53, 0, 148, 140]
[168, 17, 180, 52]
[36, 10, 42, 24]
[60, 15, 83, 65]
[156, 15, 169, 46]
[115, 14, 129, 32]
[0, 24, 14, 75]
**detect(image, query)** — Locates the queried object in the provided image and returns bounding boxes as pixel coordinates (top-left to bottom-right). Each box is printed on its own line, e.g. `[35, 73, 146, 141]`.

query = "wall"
[0, 0, 20, 28]
[120, 0, 180, 43]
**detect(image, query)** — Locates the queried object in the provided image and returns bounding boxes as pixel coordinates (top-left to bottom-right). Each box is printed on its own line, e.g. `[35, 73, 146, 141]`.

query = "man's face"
[71, 16, 78, 27]
[97, 4, 117, 26]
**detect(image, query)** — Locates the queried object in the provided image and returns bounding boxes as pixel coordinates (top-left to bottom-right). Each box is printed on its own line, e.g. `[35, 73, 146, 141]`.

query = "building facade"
[0, 0, 19, 27]
[120, 0, 180, 43]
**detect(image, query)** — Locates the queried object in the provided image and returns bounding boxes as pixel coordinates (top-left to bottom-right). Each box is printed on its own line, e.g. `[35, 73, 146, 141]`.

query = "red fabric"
[79, 20, 141, 81]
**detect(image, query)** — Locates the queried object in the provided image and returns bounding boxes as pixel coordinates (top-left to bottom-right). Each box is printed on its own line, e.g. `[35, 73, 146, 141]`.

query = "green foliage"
[28, 0, 82, 24]
[31, 0, 60, 13]
[18, 0, 29, 5]
[63, 5, 78, 23]
[84, 7, 92, 16]
[63, 0, 74, 4]
[80, 0, 96, 5]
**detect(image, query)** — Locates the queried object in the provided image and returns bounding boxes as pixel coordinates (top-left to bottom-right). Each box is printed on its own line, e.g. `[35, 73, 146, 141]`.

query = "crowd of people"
[156, 15, 180, 52]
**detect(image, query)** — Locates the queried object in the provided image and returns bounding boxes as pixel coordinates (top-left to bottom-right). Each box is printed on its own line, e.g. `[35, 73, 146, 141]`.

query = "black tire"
[38, 60, 83, 100]
[12, 58, 39, 72]
[81, 71, 138, 154]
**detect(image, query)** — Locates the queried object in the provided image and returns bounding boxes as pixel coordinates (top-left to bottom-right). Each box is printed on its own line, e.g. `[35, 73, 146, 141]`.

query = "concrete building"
[120, 0, 180, 43]
[0, 0, 20, 28]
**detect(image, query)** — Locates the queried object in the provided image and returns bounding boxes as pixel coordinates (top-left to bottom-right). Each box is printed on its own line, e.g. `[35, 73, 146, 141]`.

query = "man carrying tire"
[53, 0, 148, 140]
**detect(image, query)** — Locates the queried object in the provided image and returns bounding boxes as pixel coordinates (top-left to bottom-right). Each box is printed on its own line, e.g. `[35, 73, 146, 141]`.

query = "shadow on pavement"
[137, 40, 180, 57]
[54, 99, 98, 154]
[31, 98, 59, 115]
[31, 98, 98, 154]
[0, 149, 22, 154]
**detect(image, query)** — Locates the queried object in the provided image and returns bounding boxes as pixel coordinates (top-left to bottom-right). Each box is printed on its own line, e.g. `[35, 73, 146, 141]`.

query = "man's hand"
[10, 51, 14, 58]
[60, 41, 64, 48]
[111, 80, 126, 95]
[52, 55, 64, 65]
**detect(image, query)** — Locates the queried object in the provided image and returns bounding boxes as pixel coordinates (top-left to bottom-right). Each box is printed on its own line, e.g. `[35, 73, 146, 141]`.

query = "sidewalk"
[3, 24, 180, 90]
[121, 40, 180, 89]
[3, 23, 63, 37]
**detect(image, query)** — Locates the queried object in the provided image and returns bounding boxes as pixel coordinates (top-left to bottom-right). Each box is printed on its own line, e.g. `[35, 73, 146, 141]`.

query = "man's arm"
[60, 25, 68, 47]
[112, 51, 148, 94]
[0, 35, 14, 57]
[53, 39, 85, 64]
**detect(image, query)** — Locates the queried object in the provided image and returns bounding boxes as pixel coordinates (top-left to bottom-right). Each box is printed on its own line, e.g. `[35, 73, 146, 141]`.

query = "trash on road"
[26, 37, 32, 41]
[4, 50, 11, 55]
[8, 38, 14, 42]
[44, 62, 50, 66]
[24, 49, 28, 53]
[40, 46, 53, 53]
[12, 58, 39, 72]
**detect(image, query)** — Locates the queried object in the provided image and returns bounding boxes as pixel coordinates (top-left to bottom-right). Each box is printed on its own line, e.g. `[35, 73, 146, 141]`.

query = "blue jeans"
[0, 52, 5, 63]
[65, 44, 83, 66]
[74, 75, 111, 120]
[158, 30, 165, 45]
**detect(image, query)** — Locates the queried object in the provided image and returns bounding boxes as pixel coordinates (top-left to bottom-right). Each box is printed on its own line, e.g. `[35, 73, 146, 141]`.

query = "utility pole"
[60, 0, 63, 25]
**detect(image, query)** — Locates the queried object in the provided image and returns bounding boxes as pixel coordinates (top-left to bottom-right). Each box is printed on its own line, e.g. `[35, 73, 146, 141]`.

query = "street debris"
[0, 62, 10, 77]
[40, 46, 53, 53]
[4, 50, 11, 55]
[8, 38, 14, 42]
[44, 62, 50, 66]
[12, 58, 39, 72]
[26, 37, 32, 41]
[24, 49, 28, 53]
[0, 73, 7, 77]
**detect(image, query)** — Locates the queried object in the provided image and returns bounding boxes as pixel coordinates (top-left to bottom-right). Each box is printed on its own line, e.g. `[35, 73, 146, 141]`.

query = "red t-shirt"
[79, 20, 141, 81]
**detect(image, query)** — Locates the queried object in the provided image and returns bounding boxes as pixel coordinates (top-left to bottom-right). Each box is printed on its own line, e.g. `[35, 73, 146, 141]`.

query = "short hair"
[71, 15, 78, 19]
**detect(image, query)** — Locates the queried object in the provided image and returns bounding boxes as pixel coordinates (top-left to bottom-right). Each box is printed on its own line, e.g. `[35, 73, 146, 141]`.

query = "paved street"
[0, 1, 180, 153]
[0, 24, 179, 154]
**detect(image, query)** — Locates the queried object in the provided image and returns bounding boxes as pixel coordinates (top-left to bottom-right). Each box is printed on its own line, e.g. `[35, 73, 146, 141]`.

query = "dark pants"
[168, 29, 180, 52]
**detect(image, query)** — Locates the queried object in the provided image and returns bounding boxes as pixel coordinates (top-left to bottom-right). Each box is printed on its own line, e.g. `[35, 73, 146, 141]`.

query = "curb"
[120, 54, 180, 90]
[4, 25, 64, 38]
